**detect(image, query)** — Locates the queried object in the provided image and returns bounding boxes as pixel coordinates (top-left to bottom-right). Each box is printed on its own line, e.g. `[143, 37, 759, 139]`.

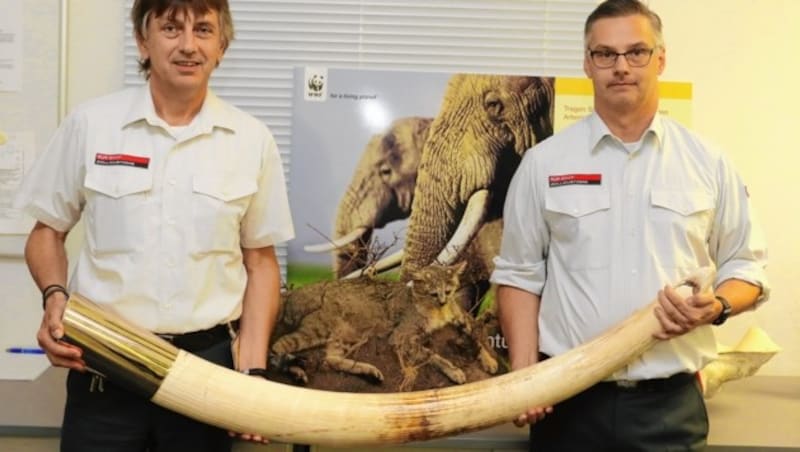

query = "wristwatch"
[712, 295, 732, 325]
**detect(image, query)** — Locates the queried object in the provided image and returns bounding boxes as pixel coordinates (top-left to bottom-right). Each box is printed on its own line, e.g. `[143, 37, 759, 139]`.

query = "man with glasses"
[491, 0, 768, 450]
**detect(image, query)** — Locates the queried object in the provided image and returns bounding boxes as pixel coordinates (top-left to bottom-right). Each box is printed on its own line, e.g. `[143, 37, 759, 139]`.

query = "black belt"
[597, 372, 697, 393]
[157, 320, 239, 353]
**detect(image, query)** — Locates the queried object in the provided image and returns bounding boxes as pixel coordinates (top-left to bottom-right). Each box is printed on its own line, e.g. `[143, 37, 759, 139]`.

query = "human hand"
[229, 345, 271, 444]
[653, 284, 718, 340]
[228, 430, 270, 444]
[226, 367, 270, 443]
[37, 292, 85, 370]
[512, 405, 553, 427]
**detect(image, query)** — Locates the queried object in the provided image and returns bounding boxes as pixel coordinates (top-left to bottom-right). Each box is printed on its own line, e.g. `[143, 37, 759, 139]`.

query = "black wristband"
[41, 284, 69, 310]
[712, 295, 732, 325]
[240, 368, 269, 379]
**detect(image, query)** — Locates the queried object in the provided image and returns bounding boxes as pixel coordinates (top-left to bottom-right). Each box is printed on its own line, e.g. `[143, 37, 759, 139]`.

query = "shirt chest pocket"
[650, 189, 714, 244]
[544, 192, 611, 270]
[191, 176, 258, 254]
[84, 171, 153, 255]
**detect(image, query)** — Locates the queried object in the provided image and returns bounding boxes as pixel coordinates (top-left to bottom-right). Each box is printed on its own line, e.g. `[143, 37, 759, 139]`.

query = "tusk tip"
[304, 243, 333, 253]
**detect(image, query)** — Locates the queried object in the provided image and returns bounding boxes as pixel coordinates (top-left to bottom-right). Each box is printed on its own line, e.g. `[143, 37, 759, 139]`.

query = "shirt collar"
[588, 110, 665, 153]
[122, 83, 237, 134]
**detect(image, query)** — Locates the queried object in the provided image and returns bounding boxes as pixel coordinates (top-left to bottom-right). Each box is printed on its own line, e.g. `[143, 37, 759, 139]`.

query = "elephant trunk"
[402, 155, 464, 278]
[403, 142, 494, 278]
[402, 133, 499, 278]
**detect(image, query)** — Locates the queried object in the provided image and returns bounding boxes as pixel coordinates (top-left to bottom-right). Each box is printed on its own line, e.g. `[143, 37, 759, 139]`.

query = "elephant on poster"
[304, 116, 433, 278]
[400, 74, 555, 280]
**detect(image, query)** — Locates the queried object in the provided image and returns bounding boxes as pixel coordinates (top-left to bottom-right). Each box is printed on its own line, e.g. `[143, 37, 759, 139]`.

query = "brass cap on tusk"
[62, 293, 179, 398]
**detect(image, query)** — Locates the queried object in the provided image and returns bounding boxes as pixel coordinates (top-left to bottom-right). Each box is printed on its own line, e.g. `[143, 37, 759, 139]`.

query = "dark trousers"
[530, 373, 708, 452]
[60, 340, 234, 452]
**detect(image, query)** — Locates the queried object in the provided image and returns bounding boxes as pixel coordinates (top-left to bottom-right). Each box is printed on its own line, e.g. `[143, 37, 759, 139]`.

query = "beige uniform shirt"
[16, 85, 294, 333]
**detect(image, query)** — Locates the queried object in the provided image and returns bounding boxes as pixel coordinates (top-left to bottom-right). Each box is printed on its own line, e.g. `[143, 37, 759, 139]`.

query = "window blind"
[122, 0, 597, 279]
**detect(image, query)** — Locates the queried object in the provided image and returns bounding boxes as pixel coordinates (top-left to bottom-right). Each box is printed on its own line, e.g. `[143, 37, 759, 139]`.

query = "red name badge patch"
[549, 173, 602, 187]
[94, 153, 150, 169]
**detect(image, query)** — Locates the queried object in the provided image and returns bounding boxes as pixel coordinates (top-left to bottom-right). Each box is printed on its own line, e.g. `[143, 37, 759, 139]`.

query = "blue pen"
[6, 347, 45, 355]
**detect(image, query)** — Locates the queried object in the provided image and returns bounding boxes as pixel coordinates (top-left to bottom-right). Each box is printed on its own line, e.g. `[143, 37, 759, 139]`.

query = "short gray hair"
[584, 0, 664, 49]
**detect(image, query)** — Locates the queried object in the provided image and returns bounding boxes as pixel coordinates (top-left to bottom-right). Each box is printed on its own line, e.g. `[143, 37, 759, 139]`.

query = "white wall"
[65, 0, 125, 111]
[0, 1, 124, 382]
[649, 0, 800, 375]
[63, 0, 800, 375]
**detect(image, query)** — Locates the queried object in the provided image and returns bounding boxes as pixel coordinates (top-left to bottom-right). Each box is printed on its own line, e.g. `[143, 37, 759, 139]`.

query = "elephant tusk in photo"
[304, 226, 368, 253]
[699, 326, 781, 398]
[730, 325, 781, 354]
[436, 189, 489, 265]
[61, 267, 715, 447]
[342, 248, 404, 279]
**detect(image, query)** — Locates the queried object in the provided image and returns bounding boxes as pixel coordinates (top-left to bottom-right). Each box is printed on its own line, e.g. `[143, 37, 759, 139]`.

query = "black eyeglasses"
[587, 48, 655, 68]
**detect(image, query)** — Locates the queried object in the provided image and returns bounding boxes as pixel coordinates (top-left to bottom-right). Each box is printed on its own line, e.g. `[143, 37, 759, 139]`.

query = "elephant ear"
[413, 117, 433, 145]
[526, 77, 556, 144]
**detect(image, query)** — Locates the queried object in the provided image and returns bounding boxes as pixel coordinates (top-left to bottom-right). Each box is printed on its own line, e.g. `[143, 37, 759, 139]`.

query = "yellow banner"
[553, 77, 692, 132]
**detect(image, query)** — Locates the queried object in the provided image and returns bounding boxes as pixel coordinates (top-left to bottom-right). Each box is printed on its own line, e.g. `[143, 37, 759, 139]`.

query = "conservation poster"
[288, 67, 691, 291]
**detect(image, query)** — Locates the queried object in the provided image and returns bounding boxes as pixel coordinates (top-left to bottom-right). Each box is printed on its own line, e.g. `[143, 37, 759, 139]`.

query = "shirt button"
[169, 179, 177, 186]
[631, 269, 638, 275]
[166, 257, 176, 267]
[166, 218, 176, 226]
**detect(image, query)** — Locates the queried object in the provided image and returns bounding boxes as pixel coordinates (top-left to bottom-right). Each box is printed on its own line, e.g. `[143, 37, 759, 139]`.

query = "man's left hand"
[653, 285, 719, 339]
[228, 431, 269, 444]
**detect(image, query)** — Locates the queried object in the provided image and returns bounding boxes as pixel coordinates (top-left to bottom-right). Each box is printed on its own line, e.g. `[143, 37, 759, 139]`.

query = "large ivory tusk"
[62, 267, 714, 447]
[342, 248, 403, 279]
[304, 226, 368, 253]
[436, 189, 489, 265]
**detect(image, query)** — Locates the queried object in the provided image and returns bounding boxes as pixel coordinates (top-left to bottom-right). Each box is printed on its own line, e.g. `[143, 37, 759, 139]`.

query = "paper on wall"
[0, 130, 35, 233]
[0, 0, 23, 92]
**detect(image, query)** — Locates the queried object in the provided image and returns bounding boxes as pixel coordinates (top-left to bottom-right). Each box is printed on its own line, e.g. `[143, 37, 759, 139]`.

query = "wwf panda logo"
[308, 75, 325, 93]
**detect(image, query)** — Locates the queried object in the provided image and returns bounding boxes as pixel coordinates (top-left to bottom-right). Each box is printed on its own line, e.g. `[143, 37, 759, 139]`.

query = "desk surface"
[705, 375, 800, 449]
[0, 367, 65, 429]
[1, 372, 799, 450]
[413, 375, 800, 450]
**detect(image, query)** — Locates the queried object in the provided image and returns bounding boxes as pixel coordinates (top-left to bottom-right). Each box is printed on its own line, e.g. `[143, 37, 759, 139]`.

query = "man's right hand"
[37, 292, 85, 371]
[497, 285, 552, 427]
